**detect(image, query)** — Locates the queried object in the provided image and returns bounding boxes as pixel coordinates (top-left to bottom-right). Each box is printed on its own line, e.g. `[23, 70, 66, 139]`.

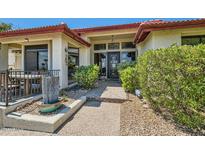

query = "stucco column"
[79, 47, 91, 66]
[52, 37, 68, 89]
[0, 44, 9, 70]
[21, 45, 25, 71]
[48, 40, 52, 70]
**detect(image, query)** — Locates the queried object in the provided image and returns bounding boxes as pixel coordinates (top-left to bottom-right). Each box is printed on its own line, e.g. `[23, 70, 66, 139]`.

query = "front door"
[108, 52, 120, 78]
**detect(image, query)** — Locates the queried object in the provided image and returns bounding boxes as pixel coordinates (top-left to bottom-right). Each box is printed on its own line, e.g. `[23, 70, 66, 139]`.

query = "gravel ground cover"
[120, 94, 192, 136]
[0, 81, 196, 136]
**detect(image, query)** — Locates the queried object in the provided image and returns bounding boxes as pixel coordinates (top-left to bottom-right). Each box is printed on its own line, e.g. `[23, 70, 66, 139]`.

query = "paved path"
[86, 80, 127, 100]
[0, 100, 121, 136]
[0, 81, 123, 136]
[57, 100, 120, 136]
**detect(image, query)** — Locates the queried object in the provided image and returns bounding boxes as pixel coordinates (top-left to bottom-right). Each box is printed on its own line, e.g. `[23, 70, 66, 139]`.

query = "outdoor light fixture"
[24, 38, 29, 42]
[111, 35, 114, 42]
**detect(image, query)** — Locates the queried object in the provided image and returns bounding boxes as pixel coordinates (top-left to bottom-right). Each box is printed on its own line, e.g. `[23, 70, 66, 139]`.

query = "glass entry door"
[94, 53, 107, 77]
[108, 52, 120, 78]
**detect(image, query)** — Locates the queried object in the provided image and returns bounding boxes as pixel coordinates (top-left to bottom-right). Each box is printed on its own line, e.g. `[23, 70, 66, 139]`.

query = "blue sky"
[0, 18, 196, 29]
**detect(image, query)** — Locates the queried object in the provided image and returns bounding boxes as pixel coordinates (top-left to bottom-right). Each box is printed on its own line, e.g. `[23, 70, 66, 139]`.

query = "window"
[94, 53, 107, 77]
[66, 47, 79, 84]
[121, 42, 135, 49]
[94, 44, 106, 50]
[25, 45, 48, 71]
[108, 43, 120, 50]
[182, 35, 205, 45]
[121, 52, 136, 63]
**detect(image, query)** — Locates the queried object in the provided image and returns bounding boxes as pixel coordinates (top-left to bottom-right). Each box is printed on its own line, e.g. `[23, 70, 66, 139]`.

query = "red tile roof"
[73, 22, 141, 34]
[0, 24, 91, 47]
[134, 18, 205, 44]
[1, 19, 205, 46]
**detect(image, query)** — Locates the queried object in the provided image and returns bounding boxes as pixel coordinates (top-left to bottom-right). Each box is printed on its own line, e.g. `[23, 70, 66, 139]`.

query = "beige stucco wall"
[8, 50, 22, 70]
[136, 27, 205, 55]
[137, 30, 181, 55]
[52, 36, 69, 89]
[79, 47, 91, 66]
[152, 30, 181, 49]
[0, 44, 8, 70]
[137, 33, 154, 56]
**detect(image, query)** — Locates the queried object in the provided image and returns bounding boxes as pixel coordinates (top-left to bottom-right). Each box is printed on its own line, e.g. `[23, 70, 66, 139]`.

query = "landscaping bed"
[120, 94, 193, 136]
[119, 45, 205, 133]
[14, 86, 89, 116]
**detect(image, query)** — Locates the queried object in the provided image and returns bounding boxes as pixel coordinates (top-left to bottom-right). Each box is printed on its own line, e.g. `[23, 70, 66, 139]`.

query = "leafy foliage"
[137, 44, 205, 130]
[119, 66, 139, 93]
[74, 65, 99, 89]
[0, 22, 12, 32]
[117, 61, 136, 73]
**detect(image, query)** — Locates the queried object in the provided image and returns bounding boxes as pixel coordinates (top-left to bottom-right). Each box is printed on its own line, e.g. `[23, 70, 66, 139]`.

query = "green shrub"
[74, 65, 99, 89]
[137, 44, 205, 130]
[117, 61, 136, 73]
[119, 66, 139, 93]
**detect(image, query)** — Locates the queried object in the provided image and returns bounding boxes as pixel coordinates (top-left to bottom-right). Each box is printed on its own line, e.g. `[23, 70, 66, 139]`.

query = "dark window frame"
[121, 42, 135, 49]
[94, 44, 106, 50]
[24, 44, 48, 71]
[182, 35, 205, 45]
[120, 51, 136, 63]
[108, 42, 120, 50]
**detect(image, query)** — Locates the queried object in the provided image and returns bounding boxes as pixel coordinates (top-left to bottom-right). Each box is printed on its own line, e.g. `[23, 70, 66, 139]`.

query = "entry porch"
[0, 33, 90, 106]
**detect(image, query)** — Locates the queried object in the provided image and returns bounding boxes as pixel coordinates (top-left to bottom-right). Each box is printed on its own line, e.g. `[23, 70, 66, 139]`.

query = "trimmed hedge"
[117, 61, 136, 72]
[74, 65, 99, 89]
[119, 66, 139, 93]
[137, 45, 205, 130]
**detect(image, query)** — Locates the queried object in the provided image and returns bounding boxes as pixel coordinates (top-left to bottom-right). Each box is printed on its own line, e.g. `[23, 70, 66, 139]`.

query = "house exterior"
[1, 18, 205, 89]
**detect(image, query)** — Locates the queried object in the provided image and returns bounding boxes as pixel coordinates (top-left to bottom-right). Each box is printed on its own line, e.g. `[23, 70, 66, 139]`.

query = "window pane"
[94, 44, 106, 50]
[201, 36, 205, 44]
[25, 45, 48, 71]
[108, 43, 120, 50]
[122, 42, 135, 49]
[182, 36, 201, 45]
[38, 52, 48, 71]
[121, 52, 135, 63]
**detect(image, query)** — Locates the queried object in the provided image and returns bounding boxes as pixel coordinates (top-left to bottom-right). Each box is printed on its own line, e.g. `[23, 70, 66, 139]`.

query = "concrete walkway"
[86, 80, 127, 101]
[57, 100, 121, 136]
[57, 81, 125, 136]
[0, 81, 125, 136]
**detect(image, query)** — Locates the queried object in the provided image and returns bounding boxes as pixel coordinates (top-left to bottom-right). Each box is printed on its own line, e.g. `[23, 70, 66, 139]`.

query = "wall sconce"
[111, 35, 114, 42]
[24, 38, 29, 42]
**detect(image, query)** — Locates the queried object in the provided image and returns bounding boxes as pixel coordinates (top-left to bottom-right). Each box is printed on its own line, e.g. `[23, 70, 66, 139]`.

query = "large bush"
[74, 65, 99, 89]
[137, 45, 205, 130]
[118, 61, 139, 93]
[119, 66, 139, 93]
[117, 61, 136, 72]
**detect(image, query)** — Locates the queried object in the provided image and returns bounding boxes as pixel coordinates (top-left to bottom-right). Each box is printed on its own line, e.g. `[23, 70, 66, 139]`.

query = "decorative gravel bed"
[15, 99, 70, 116]
[15, 85, 89, 116]
[120, 94, 193, 136]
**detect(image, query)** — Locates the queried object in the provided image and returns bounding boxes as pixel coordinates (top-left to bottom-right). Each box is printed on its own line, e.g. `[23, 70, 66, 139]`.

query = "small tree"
[0, 22, 12, 32]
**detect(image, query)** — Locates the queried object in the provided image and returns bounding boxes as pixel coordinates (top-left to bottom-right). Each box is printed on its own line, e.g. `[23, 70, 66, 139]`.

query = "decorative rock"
[143, 104, 149, 108]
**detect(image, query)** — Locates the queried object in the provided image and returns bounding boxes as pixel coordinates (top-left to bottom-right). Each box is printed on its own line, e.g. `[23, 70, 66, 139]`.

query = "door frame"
[107, 51, 120, 79]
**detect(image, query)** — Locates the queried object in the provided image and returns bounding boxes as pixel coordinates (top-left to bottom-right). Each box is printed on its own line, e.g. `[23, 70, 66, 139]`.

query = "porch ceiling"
[89, 33, 135, 41]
